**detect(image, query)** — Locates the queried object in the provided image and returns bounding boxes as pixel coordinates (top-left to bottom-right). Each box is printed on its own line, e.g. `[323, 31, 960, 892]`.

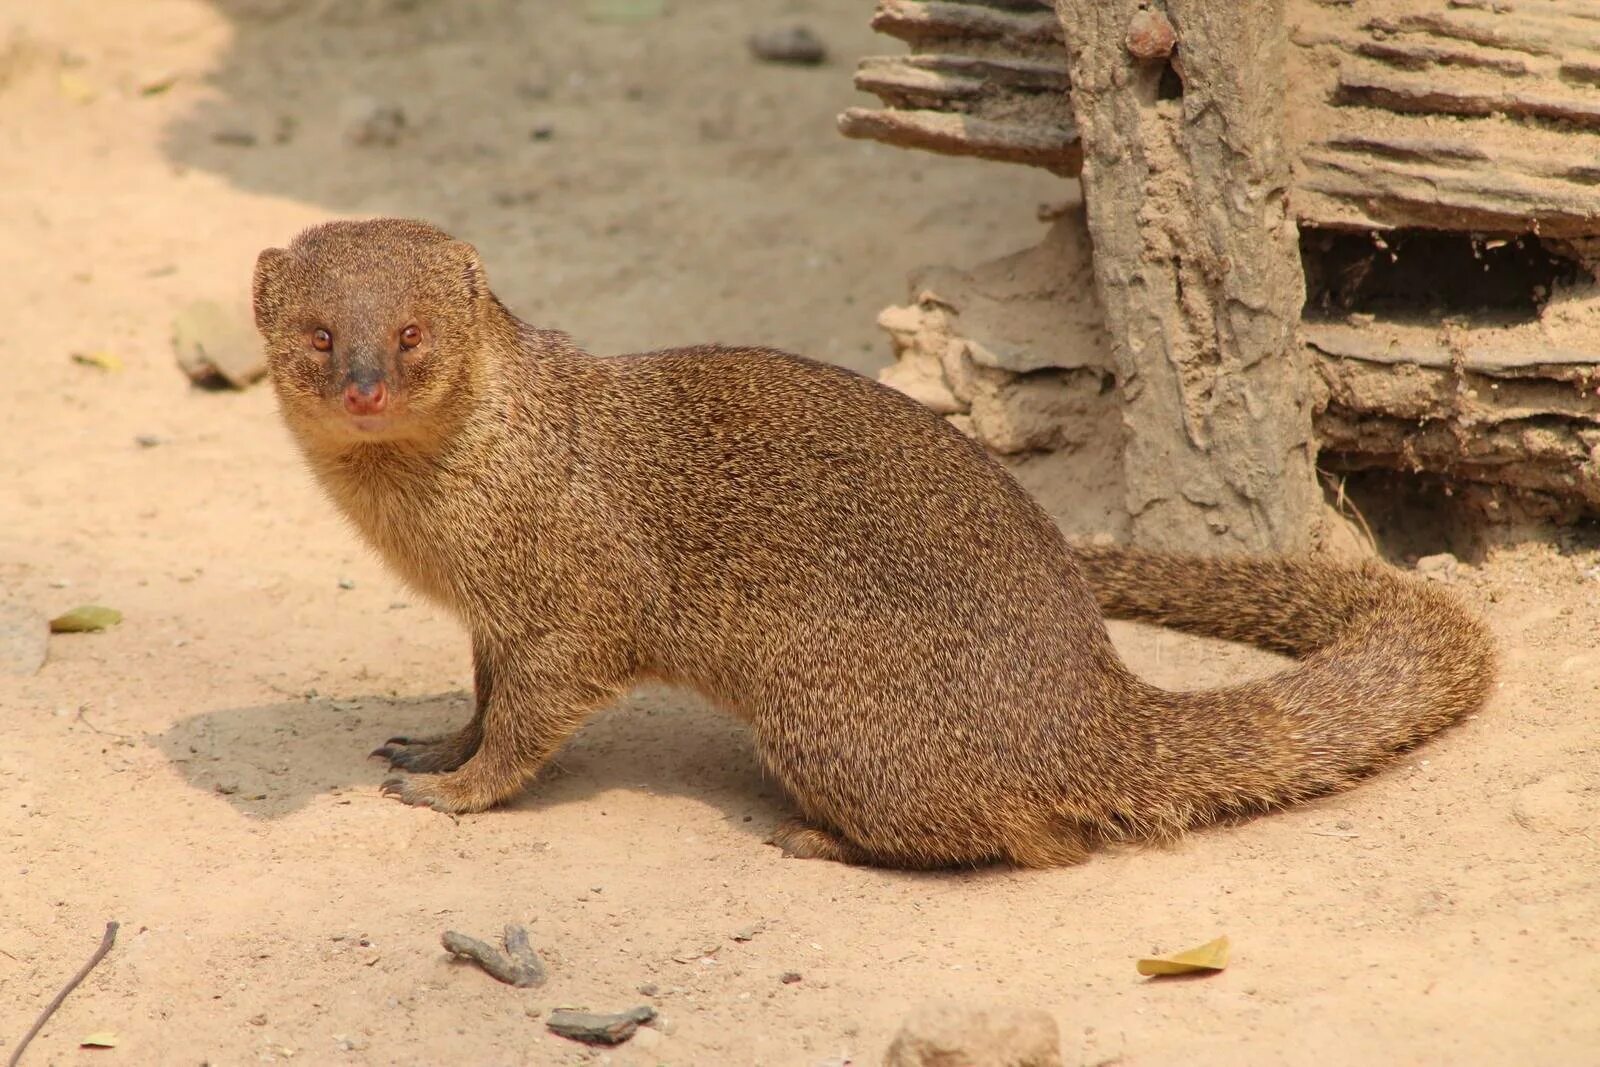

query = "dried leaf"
[49, 605, 123, 633]
[80, 1032, 119, 1048]
[1136, 935, 1230, 977]
[71, 350, 123, 372]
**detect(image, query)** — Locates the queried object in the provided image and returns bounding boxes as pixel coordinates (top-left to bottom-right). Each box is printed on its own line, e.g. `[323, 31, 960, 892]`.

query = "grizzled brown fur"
[251, 218, 1498, 869]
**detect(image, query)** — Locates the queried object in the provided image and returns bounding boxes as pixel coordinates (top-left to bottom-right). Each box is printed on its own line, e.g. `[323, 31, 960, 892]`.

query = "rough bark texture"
[1053, 0, 1320, 553]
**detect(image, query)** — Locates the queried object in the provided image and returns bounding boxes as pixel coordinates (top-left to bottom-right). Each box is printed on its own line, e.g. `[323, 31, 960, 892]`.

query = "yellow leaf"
[58, 72, 97, 104]
[71, 350, 123, 372]
[49, 605, 123, 633]
[80, 1031, 119, 1048]
[1136, 935, 1230, 977]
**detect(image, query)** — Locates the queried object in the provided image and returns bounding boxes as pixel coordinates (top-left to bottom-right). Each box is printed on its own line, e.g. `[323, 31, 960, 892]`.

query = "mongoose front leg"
[380, 638, 624, 814]
[371, 639, 494, 773]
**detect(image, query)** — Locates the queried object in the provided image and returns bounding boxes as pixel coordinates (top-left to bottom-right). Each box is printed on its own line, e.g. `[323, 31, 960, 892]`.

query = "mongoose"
[252, 218, 1498, 869]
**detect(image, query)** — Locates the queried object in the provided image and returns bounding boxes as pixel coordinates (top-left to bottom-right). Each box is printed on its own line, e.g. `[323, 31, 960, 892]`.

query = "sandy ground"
[3, 1, 1599, 1065]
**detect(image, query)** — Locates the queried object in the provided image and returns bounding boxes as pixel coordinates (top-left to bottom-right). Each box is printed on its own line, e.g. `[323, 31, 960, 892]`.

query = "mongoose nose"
[343, 380, 389, 416]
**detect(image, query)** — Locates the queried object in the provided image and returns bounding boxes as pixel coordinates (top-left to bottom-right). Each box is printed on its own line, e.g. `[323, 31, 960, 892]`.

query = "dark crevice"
[1157, 56, 1184, 100]
[1300, 227, 1585, 320]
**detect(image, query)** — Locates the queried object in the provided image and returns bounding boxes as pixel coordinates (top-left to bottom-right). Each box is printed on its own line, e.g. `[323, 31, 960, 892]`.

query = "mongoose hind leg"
[768, 817, 876, 865]
[371, 642, 494, 772]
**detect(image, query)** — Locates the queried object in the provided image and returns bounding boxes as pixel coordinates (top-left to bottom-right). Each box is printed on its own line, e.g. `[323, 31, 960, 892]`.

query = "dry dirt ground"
[3, 2, 1598, 1065]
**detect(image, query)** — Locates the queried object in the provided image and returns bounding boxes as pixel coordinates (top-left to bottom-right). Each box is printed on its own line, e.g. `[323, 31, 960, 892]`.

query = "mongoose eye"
[400, 324, 422, 350]
[311, 328, 333, 352]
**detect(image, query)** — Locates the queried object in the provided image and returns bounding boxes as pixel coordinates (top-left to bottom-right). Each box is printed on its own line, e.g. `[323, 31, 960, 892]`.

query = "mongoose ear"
[447, 241, 487, 304]
[252, 247, 289, 331]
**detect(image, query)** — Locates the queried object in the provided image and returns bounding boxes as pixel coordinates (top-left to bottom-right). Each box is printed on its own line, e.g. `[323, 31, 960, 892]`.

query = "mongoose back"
[252, 218, 1497, 869]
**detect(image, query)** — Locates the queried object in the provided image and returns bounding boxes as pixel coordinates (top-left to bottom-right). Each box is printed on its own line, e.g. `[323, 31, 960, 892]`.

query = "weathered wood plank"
[838, 106, 1081, 173]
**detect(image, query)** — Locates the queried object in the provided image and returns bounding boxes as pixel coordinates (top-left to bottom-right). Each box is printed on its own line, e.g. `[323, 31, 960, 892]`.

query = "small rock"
[748, 24, 827, 66]
[212, 126, 258, 146]
[249, 1013, 268, 1027]
[341, 96, 406, 147]
[546, 1006, 655, 1046]
[0, 603, 48, 676]
[215, 781, 240, 796]
[173, 299, 265, 389]
[1416, 552, 1459, 582]
[1125, 8, 1177, 61]
[780, 971, 802, 984]
[135, 433, 164, 448]
[530, 124, 555, 141]
[731, 925, 760, 942]
[636, 982, 660, 997]
[338, 578, 356, 590]
[884, 1003, 1062, 1067]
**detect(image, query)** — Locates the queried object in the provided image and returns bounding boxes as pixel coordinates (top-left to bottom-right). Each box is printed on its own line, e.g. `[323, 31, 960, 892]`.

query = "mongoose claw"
[371, 733, 477, 773]
[379, 771, 498, 814]
[379, 773, 451, 812]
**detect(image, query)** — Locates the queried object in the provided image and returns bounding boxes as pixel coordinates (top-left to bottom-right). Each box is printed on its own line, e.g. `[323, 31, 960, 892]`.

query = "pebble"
[341, 96, 406, 147]
[747, 25, 827, 66]
[1125, 8, 1177, 61]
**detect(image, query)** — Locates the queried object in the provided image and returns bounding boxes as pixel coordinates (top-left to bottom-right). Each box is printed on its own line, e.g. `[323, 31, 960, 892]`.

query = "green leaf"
[1136, 935, 1229, 977]
[49, 605, 123, 633]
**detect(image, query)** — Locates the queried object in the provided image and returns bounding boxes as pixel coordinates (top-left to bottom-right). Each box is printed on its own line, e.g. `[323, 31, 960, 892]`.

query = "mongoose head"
[252, 218, 489, 444]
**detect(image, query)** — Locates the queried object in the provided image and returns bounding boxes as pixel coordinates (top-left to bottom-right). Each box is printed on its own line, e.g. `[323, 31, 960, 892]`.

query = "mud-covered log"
[842, 0, 1081, 173]
[1309, 324, 1600, 511]
[870, 0, 1063, 46]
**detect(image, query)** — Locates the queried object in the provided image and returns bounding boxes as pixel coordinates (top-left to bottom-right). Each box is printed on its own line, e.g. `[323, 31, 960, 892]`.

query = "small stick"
[440, 924, 545, 987]
[7, 921, 119, 1067]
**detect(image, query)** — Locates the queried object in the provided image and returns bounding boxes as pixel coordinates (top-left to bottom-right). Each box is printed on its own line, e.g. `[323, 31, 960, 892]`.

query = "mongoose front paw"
[380, 771, 499, 814]
[371, 733, 476, 773]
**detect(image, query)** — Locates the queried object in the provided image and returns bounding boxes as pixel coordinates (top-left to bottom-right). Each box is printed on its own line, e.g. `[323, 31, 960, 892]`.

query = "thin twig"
[7, 921, 119, 1067]
[73, 707, 133, 742]
[1319, 469, 1378, 554]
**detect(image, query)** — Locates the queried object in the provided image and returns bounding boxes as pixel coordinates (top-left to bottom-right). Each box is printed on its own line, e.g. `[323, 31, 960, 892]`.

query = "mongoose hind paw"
[767, 817, 869, 865]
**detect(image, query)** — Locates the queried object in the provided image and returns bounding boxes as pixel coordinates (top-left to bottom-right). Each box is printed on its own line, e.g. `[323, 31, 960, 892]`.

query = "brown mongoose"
[251, 218, 1498, 869]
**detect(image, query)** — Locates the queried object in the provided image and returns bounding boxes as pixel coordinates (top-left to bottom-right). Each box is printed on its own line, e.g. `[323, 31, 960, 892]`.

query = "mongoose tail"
[1072, 545, 1498, 840]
